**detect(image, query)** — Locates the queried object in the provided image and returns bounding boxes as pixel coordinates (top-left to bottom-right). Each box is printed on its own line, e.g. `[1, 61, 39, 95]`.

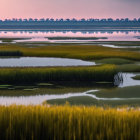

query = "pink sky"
[0, 0, 140, 19]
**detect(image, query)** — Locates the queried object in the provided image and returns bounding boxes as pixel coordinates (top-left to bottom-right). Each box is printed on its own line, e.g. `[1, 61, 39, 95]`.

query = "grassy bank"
[132, 75, 140, 80]
[95, 58, 134, 65]
[1, 44, 140, 60]
[0, 105, 139, 140]
[118, 64, 140, 72]
[0, 65, 117, 84]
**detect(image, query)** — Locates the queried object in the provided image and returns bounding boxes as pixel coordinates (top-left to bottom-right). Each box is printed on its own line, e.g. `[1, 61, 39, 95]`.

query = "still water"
[0, 57, 96, 67]
[0, 30, 140, 42]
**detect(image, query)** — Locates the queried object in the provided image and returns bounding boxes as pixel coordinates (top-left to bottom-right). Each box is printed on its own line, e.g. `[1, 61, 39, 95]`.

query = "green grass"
[0, 105, 139, 140]
[0, 65, 118, 84]
[95, 58, 134, 65]
[132, 75, 140, 80]
[118, 64, 140, 72]
[47, 86, 140, 106]
[92, 86, 140, 98]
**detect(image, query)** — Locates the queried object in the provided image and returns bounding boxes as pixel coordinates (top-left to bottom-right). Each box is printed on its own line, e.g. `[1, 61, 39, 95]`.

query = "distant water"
[0, 30, 140, 42]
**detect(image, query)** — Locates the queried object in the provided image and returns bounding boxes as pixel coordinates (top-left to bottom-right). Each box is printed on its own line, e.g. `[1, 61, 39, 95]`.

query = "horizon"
[0, 18, 140, 21]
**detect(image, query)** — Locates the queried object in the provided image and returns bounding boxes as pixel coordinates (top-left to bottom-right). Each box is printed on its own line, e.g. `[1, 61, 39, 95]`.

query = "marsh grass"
[0, 105, 139, 140]
[95, 58, 134, 65]
[1, 44, 140, 60]
[0, 65, 117, 84]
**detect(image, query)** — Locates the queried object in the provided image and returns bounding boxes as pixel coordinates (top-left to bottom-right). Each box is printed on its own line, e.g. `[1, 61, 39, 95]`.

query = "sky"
[0, 0, 140, 19]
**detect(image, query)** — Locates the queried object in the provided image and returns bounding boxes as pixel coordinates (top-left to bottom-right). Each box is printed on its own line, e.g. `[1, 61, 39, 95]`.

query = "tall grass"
[0, 65, 117, 84]
[0, 105, 139, 140]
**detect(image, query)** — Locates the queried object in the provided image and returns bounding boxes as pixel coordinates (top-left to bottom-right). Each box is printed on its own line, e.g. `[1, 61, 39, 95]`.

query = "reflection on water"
[0, 30, 140, 42]
[119, 73, 140, 87]
[0, 90, 98, 105]
[114, 73, 140, 87]
[0, 57, 96, 67]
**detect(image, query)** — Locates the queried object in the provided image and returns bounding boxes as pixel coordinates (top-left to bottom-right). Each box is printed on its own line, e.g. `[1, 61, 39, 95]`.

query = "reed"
[0, 105, 139, 140]
[0, 65, 117, 84]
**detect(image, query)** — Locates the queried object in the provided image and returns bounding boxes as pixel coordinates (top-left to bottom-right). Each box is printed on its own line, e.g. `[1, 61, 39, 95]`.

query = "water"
[0, 30, 140, 42]
[0, 57, 96, 67]
[118, 73, 140, 87]
[101, 44, 140, 48]
[0, 73, 140, 106]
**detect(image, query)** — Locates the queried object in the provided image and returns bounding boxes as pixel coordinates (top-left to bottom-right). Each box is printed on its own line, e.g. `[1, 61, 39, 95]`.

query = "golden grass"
[0, 105, 139, 140]
[0, 44, 140, 60]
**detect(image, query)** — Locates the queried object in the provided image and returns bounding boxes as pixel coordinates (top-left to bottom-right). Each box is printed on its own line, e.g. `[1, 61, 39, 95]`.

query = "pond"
[0, 57, 96, 67]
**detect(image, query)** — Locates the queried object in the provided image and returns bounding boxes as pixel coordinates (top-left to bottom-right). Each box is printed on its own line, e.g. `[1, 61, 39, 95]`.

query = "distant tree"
[89, 18, 95, 22]
[107, 18, 113, 22]
[18, 19, 22, 22]
[133, 18, 137, 22]
[94, 19, 99, 22]
[71, 18, 76, 22]
[59, 18, 64, 21]
[23, 19, 28, 22]
[116, 19, 120, 22]
[29, 18, 33, 21]
[66, 19, 70, 22]
[50, 18, 54, 21]
[124, 18, 129, 22]
[100, 19, 107, 22]
[80, 18, 86, 21]
[34, 19, 38, 22]
[40, 18, 45, 21]
[120, 18, 125, 21]
[45, 18, 49, 21]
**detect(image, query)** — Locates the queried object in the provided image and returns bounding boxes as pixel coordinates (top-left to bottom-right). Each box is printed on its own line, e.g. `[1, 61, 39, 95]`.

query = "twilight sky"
[0, 0, 140, 19]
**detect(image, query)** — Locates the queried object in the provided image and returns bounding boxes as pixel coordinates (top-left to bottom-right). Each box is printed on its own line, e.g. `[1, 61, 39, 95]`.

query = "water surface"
[0, 30, 140, 42]
[0, 57, 96, 67]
